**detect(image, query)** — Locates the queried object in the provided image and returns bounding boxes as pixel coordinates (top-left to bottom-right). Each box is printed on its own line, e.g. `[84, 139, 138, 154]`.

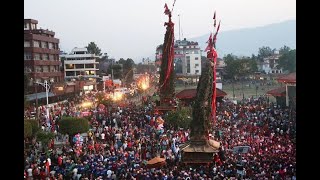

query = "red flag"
[164, 3, 170, 15]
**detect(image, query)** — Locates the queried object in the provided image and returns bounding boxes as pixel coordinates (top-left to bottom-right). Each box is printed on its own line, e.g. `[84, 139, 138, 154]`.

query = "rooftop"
[277, 72, 296, 83]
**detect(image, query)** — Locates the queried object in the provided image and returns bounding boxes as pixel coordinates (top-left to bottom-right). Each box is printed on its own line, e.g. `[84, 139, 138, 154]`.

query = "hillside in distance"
[190, 20, 296, 57]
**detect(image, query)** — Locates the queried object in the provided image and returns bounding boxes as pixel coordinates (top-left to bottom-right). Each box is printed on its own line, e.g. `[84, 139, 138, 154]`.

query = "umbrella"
[146, 157, 166, 168]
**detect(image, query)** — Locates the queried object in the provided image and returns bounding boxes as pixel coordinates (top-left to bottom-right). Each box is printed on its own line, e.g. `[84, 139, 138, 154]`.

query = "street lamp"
[34, 80, 52, 120]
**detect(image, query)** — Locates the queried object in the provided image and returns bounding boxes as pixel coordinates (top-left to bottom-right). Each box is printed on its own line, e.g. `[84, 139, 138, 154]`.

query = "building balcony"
[24, 47, 60, 54]
[65, 75, 98, 79]
[24, 60, 61, 66]
[24, 33, 59, 43]
[64, 60, 99, 64]
[28, 71, 64, 77]
[64, 68, 99, 71]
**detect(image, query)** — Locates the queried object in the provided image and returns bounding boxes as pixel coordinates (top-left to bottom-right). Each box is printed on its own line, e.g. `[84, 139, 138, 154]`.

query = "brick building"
[24, 19, 63, 94]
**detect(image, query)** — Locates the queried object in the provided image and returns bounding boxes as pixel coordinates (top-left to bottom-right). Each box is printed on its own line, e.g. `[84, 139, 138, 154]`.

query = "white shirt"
[47, 158, 51, 166]
[101, 133, 105, 140]
[27, 168, 33, 177]
[73, 168, 78, 175]
[107, 170, 112, 177]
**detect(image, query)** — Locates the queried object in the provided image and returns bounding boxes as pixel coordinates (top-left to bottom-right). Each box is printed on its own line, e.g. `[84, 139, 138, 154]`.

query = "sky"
[24, 0, 296, 63]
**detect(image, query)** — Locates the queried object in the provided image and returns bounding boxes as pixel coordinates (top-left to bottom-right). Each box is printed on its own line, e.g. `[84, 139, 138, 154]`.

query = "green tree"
[224, 56, 240, 80]
[136, 63, 157, 74]
[224, 55, 258, 80]
[165, 107, 192, 129]
[258, 46, 273, 60]
[277, 49, 296, 73]
[279, 45, 291, 55]
[248, 58, 258, 73]
[59, 117, 89, 136]
[28, 119, 40, 136]
[238, 58, 258, 78]
[24, 121, 32, 138]
[86, 42, 102, 56]
[120, 58, 135, 86]
[107, 64, 123, 79]
[36, 131, 55, 150]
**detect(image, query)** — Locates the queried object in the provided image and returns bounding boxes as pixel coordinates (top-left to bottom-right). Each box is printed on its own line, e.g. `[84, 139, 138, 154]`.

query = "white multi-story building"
[63, 48, 99, 79]
[63, 48, 99, 91]
[155, 38, 202, 76]
[259, 52, 283, 74]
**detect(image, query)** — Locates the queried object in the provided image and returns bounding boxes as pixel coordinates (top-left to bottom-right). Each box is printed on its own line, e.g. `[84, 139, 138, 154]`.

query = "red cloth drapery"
[161, 5, 175, 89]
[205, 33, 218, 125]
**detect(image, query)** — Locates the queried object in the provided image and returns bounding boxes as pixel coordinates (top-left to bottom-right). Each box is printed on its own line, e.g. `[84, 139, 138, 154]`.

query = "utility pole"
[34, 82, 39, 127]
[35, 80, 51, 121]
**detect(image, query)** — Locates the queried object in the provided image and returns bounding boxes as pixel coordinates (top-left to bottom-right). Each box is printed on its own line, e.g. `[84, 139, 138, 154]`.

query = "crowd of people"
[24, 91, 296, 180]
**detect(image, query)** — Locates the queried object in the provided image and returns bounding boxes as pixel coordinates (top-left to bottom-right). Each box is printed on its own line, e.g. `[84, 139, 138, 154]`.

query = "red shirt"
[40, 171, 46, 180]
[127, 141, 132, 148]
[57, 156, 63, 166]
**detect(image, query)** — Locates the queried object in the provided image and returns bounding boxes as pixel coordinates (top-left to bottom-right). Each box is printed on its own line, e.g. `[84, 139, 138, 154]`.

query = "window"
[66, 64, 74, 69]
[49, 54, 54, 60]
[35, 66, 42, 72]
[195, 70, 199, 74]
[187, 59, 190, 73]
[90, 71, 95, 75]
[42, 54, 48, 60]
[195, 57, 199, 60]
[66, 71, 75, 77]
[24, 52, 32, 60]
[48, 43, 54, 49]
[41, 41, 48, 49]
[194, 50, 199, 54]
[186, 56, 190, 60]
[75, 51, 85, 54]
[24, 67, 32, 73]
[24, 41, 30, 47]
[42, 66, 49, 72]
[75, 64, 84, 69]
[33, 41, 40, 47]
[50, 66, 56, 72]
[33, 53, 40, 60]
[85, 64, 94, 68]
[195, 64, 199, 67]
